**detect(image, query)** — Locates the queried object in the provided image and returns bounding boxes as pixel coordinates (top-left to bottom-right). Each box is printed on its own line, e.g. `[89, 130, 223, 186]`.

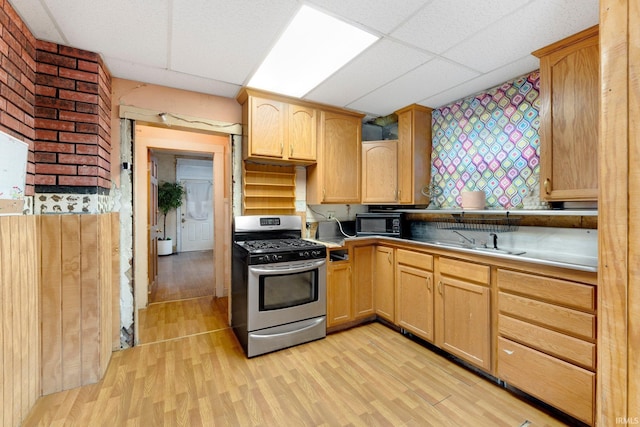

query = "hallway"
[150, 250, 215, 303]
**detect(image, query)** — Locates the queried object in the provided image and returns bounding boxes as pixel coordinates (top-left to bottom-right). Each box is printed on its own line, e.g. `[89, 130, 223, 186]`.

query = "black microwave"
[355, 213, 404, 237]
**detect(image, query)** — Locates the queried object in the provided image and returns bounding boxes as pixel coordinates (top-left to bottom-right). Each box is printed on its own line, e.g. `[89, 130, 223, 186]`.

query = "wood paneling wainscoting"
[0, 215, 40, 427]
[39, 213, 120, 395]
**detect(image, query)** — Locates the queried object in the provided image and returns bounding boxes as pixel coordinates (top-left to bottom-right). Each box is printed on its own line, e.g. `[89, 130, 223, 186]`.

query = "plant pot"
[158, 239, 173, 256]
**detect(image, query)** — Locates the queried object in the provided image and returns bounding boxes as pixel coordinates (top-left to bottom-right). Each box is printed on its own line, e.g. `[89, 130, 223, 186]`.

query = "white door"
[180, 179, 214, 252]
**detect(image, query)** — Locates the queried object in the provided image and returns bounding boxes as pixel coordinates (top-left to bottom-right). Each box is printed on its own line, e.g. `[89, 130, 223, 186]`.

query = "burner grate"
[241, 238, 321, 252]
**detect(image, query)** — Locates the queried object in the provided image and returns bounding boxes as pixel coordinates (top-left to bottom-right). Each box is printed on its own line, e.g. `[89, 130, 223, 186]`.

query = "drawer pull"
[503, 349, 514, 355]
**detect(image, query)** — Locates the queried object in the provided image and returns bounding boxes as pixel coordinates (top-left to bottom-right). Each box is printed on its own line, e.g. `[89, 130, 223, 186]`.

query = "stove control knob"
[263, 255, 272, 263]
[303, 251, 310, 258]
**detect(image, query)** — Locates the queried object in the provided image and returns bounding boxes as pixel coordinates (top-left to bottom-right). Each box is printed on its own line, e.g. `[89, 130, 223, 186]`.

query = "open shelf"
[242, 163, 296, 215]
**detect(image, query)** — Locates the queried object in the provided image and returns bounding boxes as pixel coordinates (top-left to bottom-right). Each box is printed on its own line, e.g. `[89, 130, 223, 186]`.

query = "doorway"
[150, 151, 214, 304]
[132, 124, 230, 345]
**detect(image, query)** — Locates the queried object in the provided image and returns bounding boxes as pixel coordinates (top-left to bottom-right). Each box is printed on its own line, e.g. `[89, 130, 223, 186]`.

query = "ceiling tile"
[419, 55, 539, 108]
[107, 57, 241, 98]
[170, 0, 299, 85]
[304, 38, 433, 108]
[306, 0, 430, 33]
[347, 58, 479, 116]
[392, 0, 530, 54]
[43, 0, 170, 68]
[9, 0, 65, 44]
[442, 0, 599, 73]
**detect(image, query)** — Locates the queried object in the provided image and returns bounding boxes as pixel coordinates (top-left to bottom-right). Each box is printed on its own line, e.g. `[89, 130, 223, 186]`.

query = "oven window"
[259, 270, 318, 311]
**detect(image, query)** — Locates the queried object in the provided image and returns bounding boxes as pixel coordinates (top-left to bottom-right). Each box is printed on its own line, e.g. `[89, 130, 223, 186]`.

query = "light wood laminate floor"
[24, 320, 569, 426]
[138, 296, 229, 344]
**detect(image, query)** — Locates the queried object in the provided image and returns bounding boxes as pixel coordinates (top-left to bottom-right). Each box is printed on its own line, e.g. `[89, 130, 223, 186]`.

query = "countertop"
[306, 235, 597, 273]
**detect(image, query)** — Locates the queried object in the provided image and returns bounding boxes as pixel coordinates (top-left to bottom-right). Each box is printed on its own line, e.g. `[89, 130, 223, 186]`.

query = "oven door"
[247, 258, 326, 332]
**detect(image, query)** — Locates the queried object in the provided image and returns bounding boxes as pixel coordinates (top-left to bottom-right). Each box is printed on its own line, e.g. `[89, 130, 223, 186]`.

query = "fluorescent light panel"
[248, 5, 378, 97]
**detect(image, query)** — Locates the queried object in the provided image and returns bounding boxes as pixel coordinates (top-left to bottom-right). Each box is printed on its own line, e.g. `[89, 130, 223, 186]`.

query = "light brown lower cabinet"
[352, 245, 374, 319]
[497, 268, 597, 425]
[436, 257, 491, 372]
[374, 246, 395, 322]
[498, 337, 595, 425]
[327, 260, 351, 327]
[327, 245, 374, 328]
[395, 249, 434, 342]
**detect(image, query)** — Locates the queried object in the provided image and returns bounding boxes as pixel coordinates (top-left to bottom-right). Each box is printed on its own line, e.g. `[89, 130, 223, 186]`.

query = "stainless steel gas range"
[231, 215, 327, 357]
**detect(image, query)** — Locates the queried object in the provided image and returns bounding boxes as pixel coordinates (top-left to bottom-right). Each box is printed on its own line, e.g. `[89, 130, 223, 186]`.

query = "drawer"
[498, 269, 595, 311]
[499, 292, 596, 340]
[498, 337, 594, 426]
[499, 314, 596, 370]
[439, 257, 489, 285]
[396, 249, 433, 271]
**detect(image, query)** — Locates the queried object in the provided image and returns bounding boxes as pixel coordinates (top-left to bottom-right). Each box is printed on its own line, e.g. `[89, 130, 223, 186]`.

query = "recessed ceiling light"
[247, 5, 378, 98]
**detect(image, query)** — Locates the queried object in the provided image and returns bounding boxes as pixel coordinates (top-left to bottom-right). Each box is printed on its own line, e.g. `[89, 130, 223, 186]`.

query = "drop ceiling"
[9, 0, 599, 118]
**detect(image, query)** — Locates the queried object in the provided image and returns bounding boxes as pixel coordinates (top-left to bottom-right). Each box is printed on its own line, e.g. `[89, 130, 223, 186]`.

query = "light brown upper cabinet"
[361, 140, 398, 204]
[395, 104, 433, 205]
[533, 26, 599, 202]
[307, 109, 364, 204]
[237, 88, 317, 164]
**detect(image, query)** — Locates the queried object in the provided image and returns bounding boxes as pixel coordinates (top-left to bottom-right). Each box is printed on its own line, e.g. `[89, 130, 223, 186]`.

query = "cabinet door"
[397, 264, 434, 342]
[374, 246, 395, 322]
[248, 97, 285, 158]
[536, 27, 599, 201]
[288, 104, 317, 161]
[327, 262, 351, 327]
[396, 106, 432, 205]
[352, 246, 374, 319]
[437, 276, 491, 371]
[362, 140, 398, 204]
[318, 111, 361, 203]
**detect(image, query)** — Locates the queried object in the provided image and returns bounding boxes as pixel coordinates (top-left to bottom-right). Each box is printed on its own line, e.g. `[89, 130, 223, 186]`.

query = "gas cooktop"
[238, 238, 323, 253]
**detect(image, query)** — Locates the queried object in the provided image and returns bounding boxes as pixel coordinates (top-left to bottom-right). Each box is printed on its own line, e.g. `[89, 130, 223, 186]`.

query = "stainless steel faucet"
[452, 230, 475, 246]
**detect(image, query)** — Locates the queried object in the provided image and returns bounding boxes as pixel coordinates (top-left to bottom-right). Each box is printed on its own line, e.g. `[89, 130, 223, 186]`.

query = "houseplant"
[157, 181, 185, 255]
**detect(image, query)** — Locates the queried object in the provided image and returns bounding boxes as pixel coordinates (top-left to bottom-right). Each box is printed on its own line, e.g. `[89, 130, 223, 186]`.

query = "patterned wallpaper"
[431, 71, 541, 209]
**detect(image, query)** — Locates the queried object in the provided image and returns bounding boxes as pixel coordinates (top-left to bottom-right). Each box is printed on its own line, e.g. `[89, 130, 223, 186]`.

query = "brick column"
[35, 41, 111, 195]
[0, 2, 37, 197]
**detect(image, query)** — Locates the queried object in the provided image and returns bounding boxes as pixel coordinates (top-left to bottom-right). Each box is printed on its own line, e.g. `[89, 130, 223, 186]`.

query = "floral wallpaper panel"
[431, 71, 541, 209]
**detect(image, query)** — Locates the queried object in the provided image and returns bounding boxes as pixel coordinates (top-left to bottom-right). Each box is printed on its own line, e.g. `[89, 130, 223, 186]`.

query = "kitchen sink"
[427, 241, 471, 249]
[472, 247, 526, 256]
[425, 241, 525, 256]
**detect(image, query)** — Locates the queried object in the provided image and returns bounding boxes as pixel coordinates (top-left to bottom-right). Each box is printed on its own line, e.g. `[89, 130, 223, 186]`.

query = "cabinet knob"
[544, 178, 551, 195]
[290, 144, 293, 157]
[427, 276, 432, 291]
[281, 142, 284, 155]
[387, 252, 392, 264]
[438, 280, 443, 294]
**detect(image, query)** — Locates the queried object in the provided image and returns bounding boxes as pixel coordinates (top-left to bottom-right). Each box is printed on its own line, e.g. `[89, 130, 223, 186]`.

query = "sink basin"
[427, 241, 471, 249]
[425, 241, 525, 256]
[472, 247, 526, 256]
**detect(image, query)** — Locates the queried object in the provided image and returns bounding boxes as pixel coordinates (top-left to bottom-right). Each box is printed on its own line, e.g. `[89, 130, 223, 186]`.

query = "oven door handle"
[249, 259, 326, 275]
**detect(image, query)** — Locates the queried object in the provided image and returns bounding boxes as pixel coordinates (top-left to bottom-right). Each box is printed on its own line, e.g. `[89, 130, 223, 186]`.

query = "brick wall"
[0, 1, 112, 197]
[35, 41, 112, 193]
[0, 0, 36, 196]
